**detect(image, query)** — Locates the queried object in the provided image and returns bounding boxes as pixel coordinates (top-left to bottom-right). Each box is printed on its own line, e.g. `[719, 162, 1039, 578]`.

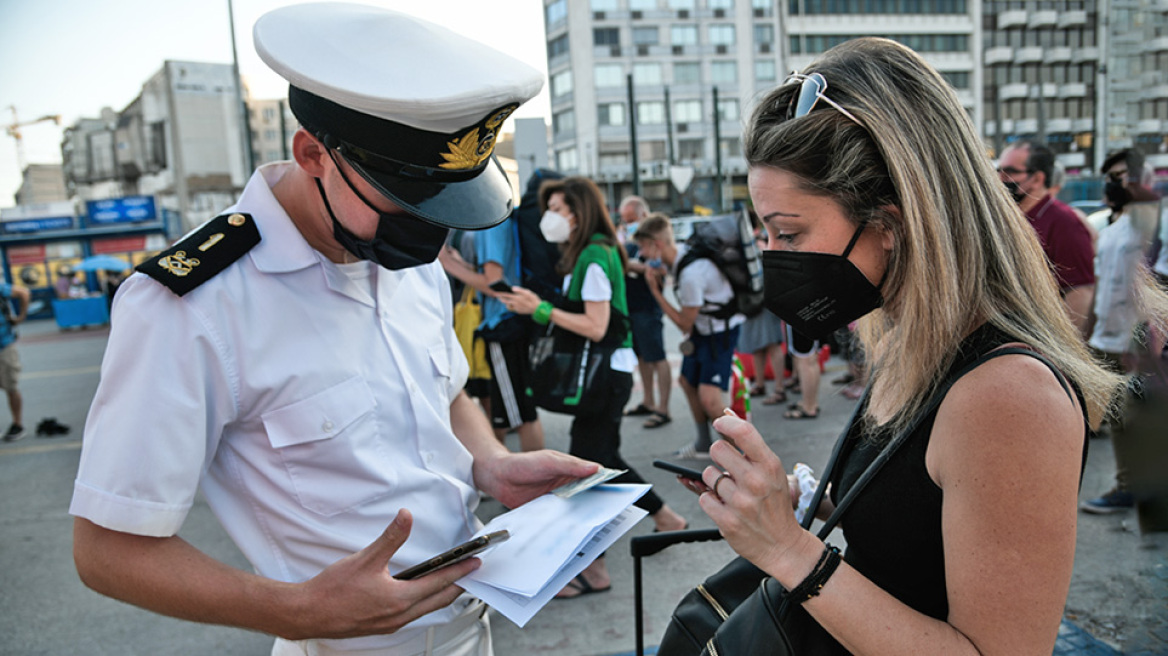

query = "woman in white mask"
[499, 176, 687, 598]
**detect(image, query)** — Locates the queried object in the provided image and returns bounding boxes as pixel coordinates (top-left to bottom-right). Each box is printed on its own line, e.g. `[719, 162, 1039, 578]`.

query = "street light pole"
[228, 0, 256, 178]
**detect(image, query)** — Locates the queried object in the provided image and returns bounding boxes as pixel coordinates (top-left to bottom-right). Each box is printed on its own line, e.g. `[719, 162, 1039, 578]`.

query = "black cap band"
[288, 85, 515, 183]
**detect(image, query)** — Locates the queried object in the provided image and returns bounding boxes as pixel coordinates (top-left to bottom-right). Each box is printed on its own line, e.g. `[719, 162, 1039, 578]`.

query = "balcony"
[1146, 36, 1168, 53]
[1073, 118, 1094, 132]
[1142, 84, 1168, 100]
[1014, 47, 1044, 64]
[1000, 83, 1031, 101]
[985, 46, 1014, 65]
[1057, 152, 1087, 168]
[997, 9, 1027, 29]
[1058, 82, 1088, 99]
[1015, 118, 1039, 133]
[1071, 47, 1099, 63]
[1045, 47, 1073, 64]
[1028, 10, 1058, 28]
[1057, 10, 1088, 28]
[1046, 118, 1073, 133]
[1137, 119, 1166, 134]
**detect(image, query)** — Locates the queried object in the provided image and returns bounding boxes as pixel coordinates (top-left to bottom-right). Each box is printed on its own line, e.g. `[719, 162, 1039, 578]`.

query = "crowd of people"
[61, 3, 1166, 655]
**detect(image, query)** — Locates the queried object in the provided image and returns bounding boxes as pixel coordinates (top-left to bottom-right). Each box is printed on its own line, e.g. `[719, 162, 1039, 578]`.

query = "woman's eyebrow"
[761, 210, 801, 221]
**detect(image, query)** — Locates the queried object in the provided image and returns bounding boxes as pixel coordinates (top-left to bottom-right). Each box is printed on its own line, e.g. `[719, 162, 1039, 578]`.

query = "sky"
[0, 0, 553, 207]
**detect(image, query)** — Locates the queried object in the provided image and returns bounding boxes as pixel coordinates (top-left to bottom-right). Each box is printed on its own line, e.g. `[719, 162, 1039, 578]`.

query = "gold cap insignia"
[158, 251, 200, 277]
[438, 104, 518, 171]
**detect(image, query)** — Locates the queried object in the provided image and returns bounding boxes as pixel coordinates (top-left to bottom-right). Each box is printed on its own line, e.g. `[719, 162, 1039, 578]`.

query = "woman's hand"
[496, 287, 542, 315]
[699, 413, 817, 575]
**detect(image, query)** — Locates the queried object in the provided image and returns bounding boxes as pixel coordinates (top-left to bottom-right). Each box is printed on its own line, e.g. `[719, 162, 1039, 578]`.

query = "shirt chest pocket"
[262, 376, 396, 516]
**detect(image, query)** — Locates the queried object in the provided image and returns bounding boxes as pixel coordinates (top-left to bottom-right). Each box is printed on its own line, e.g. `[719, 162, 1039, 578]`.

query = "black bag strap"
[803, 345, 1071, 540]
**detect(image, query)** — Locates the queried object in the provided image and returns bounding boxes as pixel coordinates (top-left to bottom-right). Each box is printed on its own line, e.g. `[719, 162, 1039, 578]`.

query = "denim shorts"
[629, 308, 666, 363]
[680, 326, 740, 391]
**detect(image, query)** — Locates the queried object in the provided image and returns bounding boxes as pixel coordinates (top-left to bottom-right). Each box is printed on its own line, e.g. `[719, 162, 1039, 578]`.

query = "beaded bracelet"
[532, 301, 554, 326]
[787, 544, 842, 604]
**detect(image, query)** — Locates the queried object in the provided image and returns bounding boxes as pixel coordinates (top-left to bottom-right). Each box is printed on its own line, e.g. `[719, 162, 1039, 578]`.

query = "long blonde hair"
[744, 37, 1132, 431]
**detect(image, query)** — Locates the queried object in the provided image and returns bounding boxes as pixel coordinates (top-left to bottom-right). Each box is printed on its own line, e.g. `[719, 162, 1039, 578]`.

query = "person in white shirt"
[635, 214, 745, 459]
[69, 6, 597, 655]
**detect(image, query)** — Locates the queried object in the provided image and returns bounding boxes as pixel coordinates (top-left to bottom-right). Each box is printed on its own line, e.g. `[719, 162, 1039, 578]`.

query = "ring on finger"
[712, 471, 732, 499]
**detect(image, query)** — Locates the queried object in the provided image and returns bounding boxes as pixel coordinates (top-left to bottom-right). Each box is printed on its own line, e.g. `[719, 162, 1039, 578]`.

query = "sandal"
[555, 572, 611, 599]
[643, 412, 672, 429]
[749, 384, 767, 397]
[624, 403, 654, 417]
[761, 391, 787, 405]
[784, 405, 819, 420]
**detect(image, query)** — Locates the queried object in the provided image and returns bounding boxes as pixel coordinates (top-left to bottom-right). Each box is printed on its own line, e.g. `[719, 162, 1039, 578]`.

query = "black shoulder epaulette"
[136, 212, 261, 297]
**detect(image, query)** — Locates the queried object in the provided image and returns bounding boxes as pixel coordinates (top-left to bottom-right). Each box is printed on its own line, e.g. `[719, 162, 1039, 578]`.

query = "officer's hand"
[290, 509, 478, 640]
[474, 450, 600, 509]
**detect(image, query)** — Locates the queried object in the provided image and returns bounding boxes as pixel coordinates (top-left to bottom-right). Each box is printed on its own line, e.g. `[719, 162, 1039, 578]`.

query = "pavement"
[0, 317, 1165, 655]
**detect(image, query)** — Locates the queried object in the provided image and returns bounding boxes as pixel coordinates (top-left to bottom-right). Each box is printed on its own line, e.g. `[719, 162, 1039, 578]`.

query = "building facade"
[1104, 0, 1168, 175]
[249, 97, 299, 168]
[14, 164, 68, 206]
[62, 61, 249, 235]
[543, 0, 981, 212]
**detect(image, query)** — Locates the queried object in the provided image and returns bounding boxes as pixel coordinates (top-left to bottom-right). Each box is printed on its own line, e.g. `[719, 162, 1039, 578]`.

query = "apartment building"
[249, 97, 299, 168]
[543, 0, 980, 211]
[1104, 0, 1168, 174]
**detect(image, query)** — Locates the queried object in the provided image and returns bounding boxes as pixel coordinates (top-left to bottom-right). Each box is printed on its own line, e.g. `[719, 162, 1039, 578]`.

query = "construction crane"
[5, 106, 62, 172]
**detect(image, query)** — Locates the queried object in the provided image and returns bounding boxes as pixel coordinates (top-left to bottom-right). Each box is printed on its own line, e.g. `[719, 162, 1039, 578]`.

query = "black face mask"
[1104, 179, 1132, 211]
[314, 167, 449, 271]
[761, 223, 884, 341]
[1003, 180, 1027, 204]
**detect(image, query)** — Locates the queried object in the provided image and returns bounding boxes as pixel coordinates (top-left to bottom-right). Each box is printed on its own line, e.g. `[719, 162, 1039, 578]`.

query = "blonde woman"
[690, 38, 1168, 653]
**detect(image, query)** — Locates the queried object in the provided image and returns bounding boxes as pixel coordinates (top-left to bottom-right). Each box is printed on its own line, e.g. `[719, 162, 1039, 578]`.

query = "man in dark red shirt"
[998, 141, 1096, 337]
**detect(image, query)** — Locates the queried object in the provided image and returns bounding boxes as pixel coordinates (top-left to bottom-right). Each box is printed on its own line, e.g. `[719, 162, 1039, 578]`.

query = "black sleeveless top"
[798, 324, 1088, 654]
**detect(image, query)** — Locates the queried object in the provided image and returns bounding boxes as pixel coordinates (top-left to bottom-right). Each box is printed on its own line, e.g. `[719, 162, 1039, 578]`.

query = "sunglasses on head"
[785, 72, 862, 126]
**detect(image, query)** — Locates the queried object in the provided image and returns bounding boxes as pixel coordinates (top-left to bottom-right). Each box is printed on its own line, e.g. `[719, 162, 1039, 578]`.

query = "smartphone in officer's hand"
[395, 530, 510, 580]
[489, 280, 513, 294]
[653, 459, 704, 481]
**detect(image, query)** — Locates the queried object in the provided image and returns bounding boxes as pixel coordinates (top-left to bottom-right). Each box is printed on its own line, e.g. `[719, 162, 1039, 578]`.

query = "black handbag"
[659, 347, 1059, 656]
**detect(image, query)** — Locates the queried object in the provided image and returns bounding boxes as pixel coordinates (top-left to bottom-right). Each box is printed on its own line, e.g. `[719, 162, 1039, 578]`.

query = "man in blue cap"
[70, 5, 596, 654]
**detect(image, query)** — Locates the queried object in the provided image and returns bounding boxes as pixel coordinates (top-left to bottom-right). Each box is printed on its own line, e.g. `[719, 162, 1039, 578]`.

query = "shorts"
[785, 324, 820, 358]
[0, 344, 20, 391]
[629, 308, 666, 363]
[681, 326, 740, 391]
[486, 338, 539, 430]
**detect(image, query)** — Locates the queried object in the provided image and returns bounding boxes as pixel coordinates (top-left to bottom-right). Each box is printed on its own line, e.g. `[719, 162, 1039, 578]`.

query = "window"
[669, 0, 696, 8]
[557, 147, 579, 172]
[548, 34, 569, 59]
[629, 0, 657, 9]
[639, 140, 668, 161]
[633, 62, 664, 85]
[678, 138, 704, 162]
[711, 60, 738, 84]
[710, 0, 734, 8]
[941, 71, 970, 89]
[717, 98, 740, 121]
[598, 102, 627, 126]
[752, 0, 773, 10]
[638, 101, 666, 124]
[595, 63, 624, 87]
[594, 27, 620, 46]
[755, 59, 776, 82]
[671, 25, 698, 45]
[591, 0, 619, 9]
[546, 0, 567, 26]
[709, 24, 736, 45]
[633, 27, 659, 45]
[674, 99, 703, 122]
[720, 137, 742, 157]
[551, 70, 573, 98]
[264, 129, 278, 141]
[674, 61, 701, 84]
[262, 107, 276, 122]
[753, 24, 774, 44]
[599, 152, 630, 168]
[553, 109, 576, 135]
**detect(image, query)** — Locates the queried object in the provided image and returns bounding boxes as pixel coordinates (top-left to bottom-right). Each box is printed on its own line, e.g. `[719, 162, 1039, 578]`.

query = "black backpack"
[675, 208, 765, 319]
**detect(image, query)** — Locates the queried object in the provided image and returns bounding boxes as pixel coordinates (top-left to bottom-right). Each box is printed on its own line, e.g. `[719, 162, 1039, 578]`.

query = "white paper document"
[456, 483, 650, 627]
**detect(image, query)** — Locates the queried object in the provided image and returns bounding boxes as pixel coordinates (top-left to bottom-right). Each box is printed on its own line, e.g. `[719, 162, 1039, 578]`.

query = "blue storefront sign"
[85, 196, 158, 225]
[0, 216, 75, 234]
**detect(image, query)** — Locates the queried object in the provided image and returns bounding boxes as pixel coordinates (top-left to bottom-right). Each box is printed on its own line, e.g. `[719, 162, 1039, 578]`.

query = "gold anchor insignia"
[158, 251, 200, 277]
[438, 105, 518, 170]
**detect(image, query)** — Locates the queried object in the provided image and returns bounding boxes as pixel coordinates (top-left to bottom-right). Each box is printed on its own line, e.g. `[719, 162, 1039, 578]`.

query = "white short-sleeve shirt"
[70, 163, 478, 652]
